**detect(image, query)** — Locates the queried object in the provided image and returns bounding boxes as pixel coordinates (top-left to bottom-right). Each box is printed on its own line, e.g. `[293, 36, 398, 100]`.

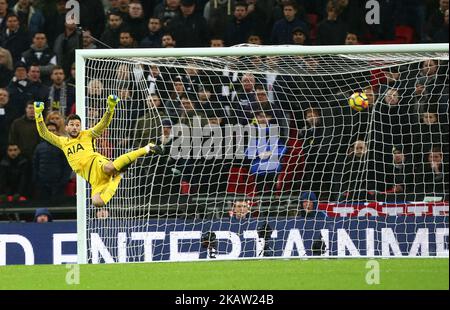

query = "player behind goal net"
[76, 45, 449, 263]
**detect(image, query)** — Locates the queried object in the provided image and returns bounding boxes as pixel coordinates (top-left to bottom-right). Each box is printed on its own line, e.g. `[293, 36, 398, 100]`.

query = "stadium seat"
[226, 167, 256, 195]
[64, 178, 77, 197]
[276, 137, 304, 194]
[306, 14, 319, 44]
[370, 39, 405, 45]
[395, 25, 415, 44]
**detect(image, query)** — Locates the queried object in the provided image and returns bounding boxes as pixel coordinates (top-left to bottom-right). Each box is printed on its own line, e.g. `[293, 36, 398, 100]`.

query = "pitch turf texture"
[0, 259, 448, 290]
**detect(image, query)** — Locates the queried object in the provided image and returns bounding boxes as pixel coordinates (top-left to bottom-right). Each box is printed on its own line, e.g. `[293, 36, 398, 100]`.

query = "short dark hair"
[51, 65, 64, 74]
[6, 13, 19, 22]
[283, 0, 298, 10]
[235, 1, 248, 9]
[108, 9, 123, 19]
[33, 32, 47, 38]
[66, 114, 82, 124]
[120, 29, 135, 37]
[430, 145, 443, 154]
[254, 84, 266, 91]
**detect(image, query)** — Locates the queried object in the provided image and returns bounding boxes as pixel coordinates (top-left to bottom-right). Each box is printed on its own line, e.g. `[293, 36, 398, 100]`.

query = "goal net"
[76, 44, 449, 263]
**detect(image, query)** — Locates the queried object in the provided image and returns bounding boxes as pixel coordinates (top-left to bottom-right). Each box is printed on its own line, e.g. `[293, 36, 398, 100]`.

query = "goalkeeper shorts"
[88, 155, 112, 197]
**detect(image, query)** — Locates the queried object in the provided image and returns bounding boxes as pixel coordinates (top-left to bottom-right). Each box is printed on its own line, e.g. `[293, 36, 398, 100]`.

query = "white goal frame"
[76, 43, 449, 264]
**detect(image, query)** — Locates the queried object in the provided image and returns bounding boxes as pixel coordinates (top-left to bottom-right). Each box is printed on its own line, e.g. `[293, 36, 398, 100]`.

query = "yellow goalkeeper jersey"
[35, 110, 114, 182]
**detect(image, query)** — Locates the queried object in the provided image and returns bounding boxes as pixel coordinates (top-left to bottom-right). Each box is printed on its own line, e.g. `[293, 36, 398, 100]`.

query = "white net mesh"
[81, 47, 449, 262]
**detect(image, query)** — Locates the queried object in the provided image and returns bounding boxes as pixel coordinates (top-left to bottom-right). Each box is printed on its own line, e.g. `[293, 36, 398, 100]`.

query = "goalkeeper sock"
[112, 147, 147, 171]
[100, 174, 123, 205]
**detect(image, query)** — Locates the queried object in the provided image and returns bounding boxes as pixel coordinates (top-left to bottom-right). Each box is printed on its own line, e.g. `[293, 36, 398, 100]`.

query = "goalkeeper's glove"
[107, 94, 120, 112]
[34, 101, 45, 119]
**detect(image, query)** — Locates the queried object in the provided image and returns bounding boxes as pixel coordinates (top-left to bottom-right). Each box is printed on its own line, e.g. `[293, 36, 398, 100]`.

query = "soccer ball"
[348, 92, 369, 112]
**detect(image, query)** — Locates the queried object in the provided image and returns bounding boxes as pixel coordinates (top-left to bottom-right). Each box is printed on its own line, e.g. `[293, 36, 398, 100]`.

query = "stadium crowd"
[0, 0, 448, 221]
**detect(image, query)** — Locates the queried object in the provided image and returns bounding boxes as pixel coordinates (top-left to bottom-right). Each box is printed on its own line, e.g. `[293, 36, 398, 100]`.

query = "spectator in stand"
[270, 0, 306, 26]
[8, 101, 40, 161]
[165, 78, 185, 116]
[247, 33, 263, 45]
[245, 0, 269, 40]
[126, 0, 147, 43]
[247, 110, 287, 195]
[96, 208, 109, 219]
[252, 84, 289, 137]
[0, 144, 30, 202]
[209, 36, 224, 47]
[82, 29, 97, 49]
[0, 14, 31, 62]
[41, 0, 67, 48]
[77, 0, 106, 40]
[0, 88, 18, 160]
[167, 0, 209, 47]
[161, 32, 176, 47]
[332, 140, 374, 202]
[116, 0, 131, 21]
[47, 65, 75, 116]
[426, 0, 449, 42]
[417, 146, 449, 200]
[53, 22, 80, 76]
[181, 64, 205, 95]
[296, 191, 326, 218]
[146, 64, 172, 99]
[411, 76, 430, 114]
[154, 0, 181, 28]
[27, 64, 49, 102]
[12, 0, 45, 36]
[378, 145, 415, 201]
[33, 121, 71, 201]
[0, 0, 12, 33]
[291, 26, 307, 45]
[7, 61, 33, 114]
[344, 32, 359, 45]
[34, 208, 52, 223]
[418, 59, 447, 104]
[0, 47, 13, 87]
[224, 1, 254, 46]
[352, 85, 377, 137]
[105, 0, 121, 14]
[45, 110, 66, 136]
[178, 94, 207, 128]
[66, 62, 75, 88]
[271, 0, 308, 45]
[374, 87, 417, 155]
[118, 29, 137, 48]
[414, 104, 449, 160]
[335, 0, 367, 37]
[140, 16, 163, 48]
[299, 107, 329, 196]
[433, 8, 449, 43]
[204, 0, 234, 37]
[133, 94, 167, 148]
[141, 117, 174, 197]
[230, 73, 256, 125]
[21, 32, 56, 86]
[229, 199, 254, 219]
[316, 0, 348, 45]
[100, 10, 126, 48]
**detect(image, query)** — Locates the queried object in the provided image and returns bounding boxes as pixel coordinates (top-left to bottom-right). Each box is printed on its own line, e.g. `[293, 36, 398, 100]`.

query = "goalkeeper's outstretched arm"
[34, 102, 63, 149]
[90, 95, 120, 138]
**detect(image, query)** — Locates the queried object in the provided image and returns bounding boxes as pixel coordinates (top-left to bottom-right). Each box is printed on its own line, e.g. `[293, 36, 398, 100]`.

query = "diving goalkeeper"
[34, 95, 162, 207]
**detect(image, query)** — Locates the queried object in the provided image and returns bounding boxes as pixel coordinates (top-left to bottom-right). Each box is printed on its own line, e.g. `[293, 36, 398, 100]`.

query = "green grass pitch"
[0, 259, 448, 290]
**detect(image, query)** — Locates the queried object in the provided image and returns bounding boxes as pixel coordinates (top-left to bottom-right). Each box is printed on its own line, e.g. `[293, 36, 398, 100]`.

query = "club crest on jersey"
[67, 143, 85, 156]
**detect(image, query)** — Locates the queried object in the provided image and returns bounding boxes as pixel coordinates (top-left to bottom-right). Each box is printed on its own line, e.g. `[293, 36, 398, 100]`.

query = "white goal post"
[76, 44, 449, 264]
